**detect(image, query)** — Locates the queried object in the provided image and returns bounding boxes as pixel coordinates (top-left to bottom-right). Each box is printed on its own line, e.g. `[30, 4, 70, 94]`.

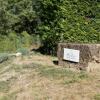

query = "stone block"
[57, 43, 100, 71]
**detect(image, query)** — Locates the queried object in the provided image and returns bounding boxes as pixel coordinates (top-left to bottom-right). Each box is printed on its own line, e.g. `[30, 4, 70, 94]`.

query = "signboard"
[63, 48, 80, 63]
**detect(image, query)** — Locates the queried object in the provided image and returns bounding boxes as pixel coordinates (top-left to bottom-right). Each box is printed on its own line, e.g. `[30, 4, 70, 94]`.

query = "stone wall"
[57, 43, 100, 71]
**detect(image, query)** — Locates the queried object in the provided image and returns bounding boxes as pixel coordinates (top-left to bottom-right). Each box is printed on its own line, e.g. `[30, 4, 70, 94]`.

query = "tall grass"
[0, 31, 33, 53]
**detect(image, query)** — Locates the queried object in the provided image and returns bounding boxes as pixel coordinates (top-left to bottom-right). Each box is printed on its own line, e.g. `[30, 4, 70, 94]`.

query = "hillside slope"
[0, 53, 100, 100]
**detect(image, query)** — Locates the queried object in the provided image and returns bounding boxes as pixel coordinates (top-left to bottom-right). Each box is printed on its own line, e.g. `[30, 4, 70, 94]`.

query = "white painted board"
[63, 48, 80, 63]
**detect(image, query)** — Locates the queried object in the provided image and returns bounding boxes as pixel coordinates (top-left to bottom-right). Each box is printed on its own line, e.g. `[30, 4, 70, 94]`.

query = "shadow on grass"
[30, 45, 57, 56]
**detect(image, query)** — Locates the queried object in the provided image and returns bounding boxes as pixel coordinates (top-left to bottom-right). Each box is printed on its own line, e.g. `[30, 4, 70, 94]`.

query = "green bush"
[0, 32, 19, 52]
[21, 31, 33, 48]
[0, 31, 32, 53]
[35, 0, 100, 55]
[0, 0, 100, 55]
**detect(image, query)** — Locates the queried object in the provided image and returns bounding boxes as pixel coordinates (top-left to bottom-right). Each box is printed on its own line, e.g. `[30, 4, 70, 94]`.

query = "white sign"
[63, 48, 80, 63]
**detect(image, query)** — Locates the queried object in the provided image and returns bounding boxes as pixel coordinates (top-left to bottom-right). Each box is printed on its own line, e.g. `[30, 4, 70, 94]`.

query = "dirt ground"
[0, 53, 100, 100]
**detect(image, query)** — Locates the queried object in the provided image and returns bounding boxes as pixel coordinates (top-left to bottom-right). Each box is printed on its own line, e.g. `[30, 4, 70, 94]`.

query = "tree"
[35, 0, 100, 55]
[0, 0, 37, 35]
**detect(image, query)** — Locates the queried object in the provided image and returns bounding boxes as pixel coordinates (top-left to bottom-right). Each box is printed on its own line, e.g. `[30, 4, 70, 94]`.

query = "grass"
[0, 81, 10, 93]
[0, 76, 17, 93]
[0, 91, 19, 100]
[38, 66, 88, 84]
[94, 94, 100, 100]
[39, 67, 75, 78]
[0, 54, 99, 100]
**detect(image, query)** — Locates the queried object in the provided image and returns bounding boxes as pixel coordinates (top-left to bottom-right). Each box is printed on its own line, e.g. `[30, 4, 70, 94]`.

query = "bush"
[21, 31, 33, 48]
[0, 31, 32, 53]
[35, 0, 100, 55]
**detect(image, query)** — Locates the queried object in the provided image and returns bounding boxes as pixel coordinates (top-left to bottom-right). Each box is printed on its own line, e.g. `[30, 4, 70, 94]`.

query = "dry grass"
[0, 53, 100, 100]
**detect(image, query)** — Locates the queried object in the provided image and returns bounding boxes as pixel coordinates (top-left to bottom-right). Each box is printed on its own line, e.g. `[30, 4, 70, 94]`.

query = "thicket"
[35, 0, 100, 55]
[0, 0, 37, 52]
[0, 0, 100, 54]
[0, 31, 33, 52]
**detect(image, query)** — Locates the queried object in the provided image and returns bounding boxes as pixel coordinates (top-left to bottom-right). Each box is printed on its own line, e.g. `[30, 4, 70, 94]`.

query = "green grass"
[0, 76, 17, 93]
[0, 81, 10, 93]
[9, 63, 88, 85]
[39, 67, 75, 78]
[0, 91, 19, 100]
[94, 94, 100, 100]
[37, 66, 88, 84]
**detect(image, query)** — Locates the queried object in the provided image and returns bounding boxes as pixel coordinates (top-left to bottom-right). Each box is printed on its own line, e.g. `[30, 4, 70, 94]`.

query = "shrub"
[0, 31, 32, 53]
[35, 0, 100, 55]
[21, 31, 33, 48]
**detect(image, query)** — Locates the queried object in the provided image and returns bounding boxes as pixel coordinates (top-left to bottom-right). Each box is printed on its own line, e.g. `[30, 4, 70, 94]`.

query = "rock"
[57, 43, 100, 71]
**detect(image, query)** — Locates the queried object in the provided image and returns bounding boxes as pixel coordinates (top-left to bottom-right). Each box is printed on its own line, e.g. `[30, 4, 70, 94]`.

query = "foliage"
[0, 0, 100, 54]
[0, 0, 36, 34]
[0, 32, 32, 52]
[35, 0, 100, 55]
[21, 31, 33, 47]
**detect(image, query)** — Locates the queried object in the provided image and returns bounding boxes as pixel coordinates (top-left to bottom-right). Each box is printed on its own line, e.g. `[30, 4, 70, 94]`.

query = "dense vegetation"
[0, 0, 100, 54]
